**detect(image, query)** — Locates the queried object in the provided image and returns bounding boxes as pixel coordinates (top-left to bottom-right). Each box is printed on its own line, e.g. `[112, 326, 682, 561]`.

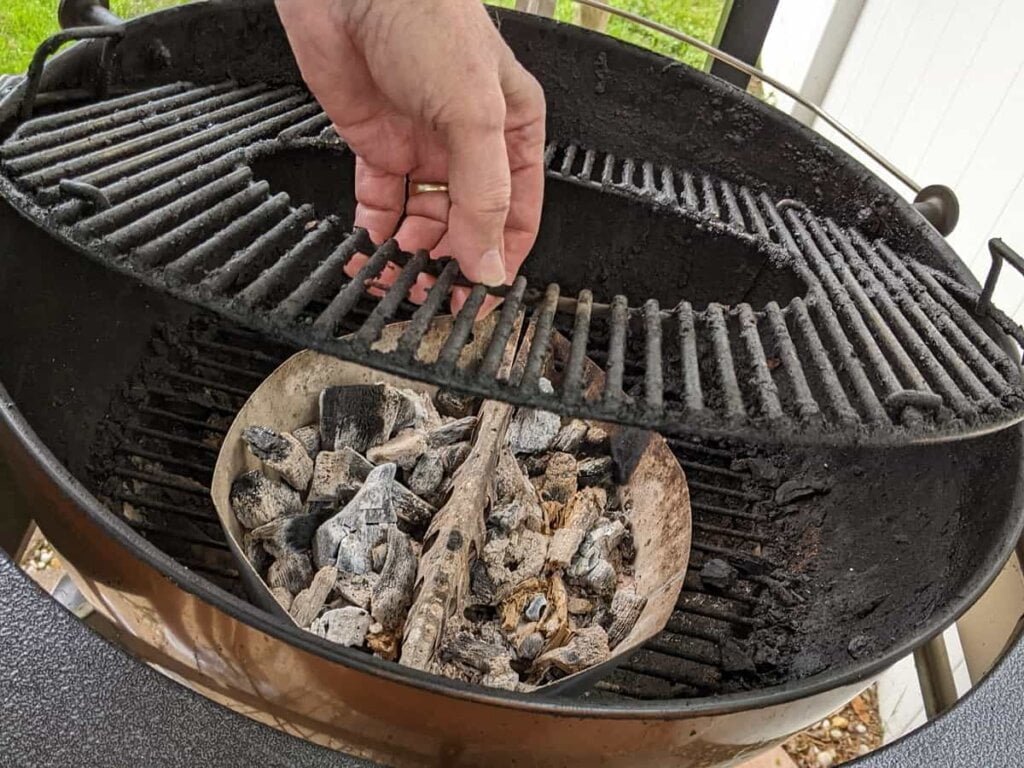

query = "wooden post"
[515, 0, 556, 18]
[574, 4, 610, 32]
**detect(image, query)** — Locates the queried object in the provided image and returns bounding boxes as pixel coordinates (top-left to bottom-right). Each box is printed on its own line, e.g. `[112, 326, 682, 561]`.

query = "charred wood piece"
[313, 463, 398, 572]
[241, 426, 313, 491]
[319, 384, 417, 453]
[291, 423, 321, 458]
[230, 470, 302, 529]
[546, 487, 607, 569]
[533, 626, 610, 676]
[371, 528, 417, 630]
[267, 551, 313, 596]
[290, 565, 338, 627]
[311, 606, 372, 647]
[541, 452, 578, 504]
[606, 588, 646, 649]
[248, 506, 333, 558]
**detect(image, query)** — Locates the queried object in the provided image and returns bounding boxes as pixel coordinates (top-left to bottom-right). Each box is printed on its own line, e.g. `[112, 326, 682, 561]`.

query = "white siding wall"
[810, 0, 1024, 321]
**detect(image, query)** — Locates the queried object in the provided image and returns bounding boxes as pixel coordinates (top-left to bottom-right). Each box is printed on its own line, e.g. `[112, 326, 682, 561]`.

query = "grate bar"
[274, 229, 371, 321]
[237, 217, 341, 308]
[737, 303, 783, 420]
[164, 193, 291, 282]
[355, 251, 430, 347]
[562, 289, 593, 403]
[602, 295, 629, 407]
[75, 152, 243, 237]
[19, 85, 277, 188]
[479, 276, 528, 380]
[10, 83, 191, 139]
[705, 304, 745, 418]
[313, 239, 396, 336]
[719, 180, 745, 230]
[521, 283, 560, 391]
[436, 284, 489, 373]
[677, 302, 704, 412]
[644, 299, 664, 410]
[396, 260, 461, 360]
[700, 175, 720, 219]
[106, 168, 253, 253]
[3, 82, 241, 172]
[764, 301, 819, 420]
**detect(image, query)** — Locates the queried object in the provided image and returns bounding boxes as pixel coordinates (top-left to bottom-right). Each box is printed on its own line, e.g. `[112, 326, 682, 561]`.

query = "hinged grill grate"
[3, 80, 1023, 446]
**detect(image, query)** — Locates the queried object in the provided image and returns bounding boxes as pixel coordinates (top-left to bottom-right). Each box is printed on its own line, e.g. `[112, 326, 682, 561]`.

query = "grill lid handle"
[912, 184, 960, 237]
[58, 0, 121, 29]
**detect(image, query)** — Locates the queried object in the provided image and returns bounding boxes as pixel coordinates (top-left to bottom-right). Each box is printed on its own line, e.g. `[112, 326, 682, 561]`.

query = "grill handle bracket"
[979, 239, 1024, 318]
[20, 25, 124, 120]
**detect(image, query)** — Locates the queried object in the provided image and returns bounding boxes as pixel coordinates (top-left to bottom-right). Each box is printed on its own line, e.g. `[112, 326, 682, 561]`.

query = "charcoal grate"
[3, 80, 1023, 446]
[87, 315, 785, 700]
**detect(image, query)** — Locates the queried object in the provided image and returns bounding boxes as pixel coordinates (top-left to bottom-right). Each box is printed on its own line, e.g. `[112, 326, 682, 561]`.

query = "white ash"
[311, 606, 372, 647]
[229, 379, 639, 690]
[313, 463, 398, 572]
[506, 378, 560, 454]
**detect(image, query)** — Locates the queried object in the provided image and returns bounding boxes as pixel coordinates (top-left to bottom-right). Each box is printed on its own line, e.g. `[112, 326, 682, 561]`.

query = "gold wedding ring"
[409, 181, 449, 196]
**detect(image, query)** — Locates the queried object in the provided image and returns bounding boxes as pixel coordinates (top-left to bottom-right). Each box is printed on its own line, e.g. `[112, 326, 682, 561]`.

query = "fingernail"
[478, 249, 506, 287]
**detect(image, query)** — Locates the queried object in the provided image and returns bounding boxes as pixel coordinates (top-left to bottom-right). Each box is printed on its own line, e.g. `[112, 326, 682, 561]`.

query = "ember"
[229, 379, 646, 690]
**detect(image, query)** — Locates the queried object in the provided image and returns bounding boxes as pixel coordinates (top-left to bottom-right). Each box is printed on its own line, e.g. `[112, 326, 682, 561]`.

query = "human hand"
[275, 0, 547, 315]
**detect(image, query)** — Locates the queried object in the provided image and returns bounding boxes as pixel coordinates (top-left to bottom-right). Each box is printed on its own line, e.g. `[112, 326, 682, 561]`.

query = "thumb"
[443, 103, 512, 287]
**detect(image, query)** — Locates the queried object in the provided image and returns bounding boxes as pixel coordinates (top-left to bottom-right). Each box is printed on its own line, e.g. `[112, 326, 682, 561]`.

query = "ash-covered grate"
[87, 316, 795, 700]
[3, 80, 1023, 447]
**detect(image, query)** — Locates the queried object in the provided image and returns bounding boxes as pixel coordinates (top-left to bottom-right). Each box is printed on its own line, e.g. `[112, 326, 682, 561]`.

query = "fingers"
[353, 155, 405, 245]
[500, 59, 547, 280]
[441, 91, 513, 288]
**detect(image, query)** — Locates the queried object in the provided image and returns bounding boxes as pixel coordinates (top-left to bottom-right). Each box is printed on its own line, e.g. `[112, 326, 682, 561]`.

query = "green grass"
[1, 0, 725, 75]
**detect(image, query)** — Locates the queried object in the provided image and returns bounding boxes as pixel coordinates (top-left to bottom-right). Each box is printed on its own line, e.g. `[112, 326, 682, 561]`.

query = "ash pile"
[229, 380, 644, 690]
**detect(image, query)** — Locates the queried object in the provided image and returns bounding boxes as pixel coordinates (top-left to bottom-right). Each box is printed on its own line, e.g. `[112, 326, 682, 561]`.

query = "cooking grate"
[87, 316, 785, 700]
[3, 79, 1023, 447]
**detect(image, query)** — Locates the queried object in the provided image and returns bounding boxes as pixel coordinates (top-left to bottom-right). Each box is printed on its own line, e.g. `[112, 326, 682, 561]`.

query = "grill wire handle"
[979, 239, 1024, 318]
[565, 0, 960, 235]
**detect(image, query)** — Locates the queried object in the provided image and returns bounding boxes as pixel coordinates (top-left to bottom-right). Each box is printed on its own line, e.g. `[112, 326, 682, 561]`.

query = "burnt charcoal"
[290, 565, 338, 627]
[434, 388, 479, 419]
[568, 518, 623, 596]
[754, 644, 782, 670]
[230, 470, 302, 529]
[249, 506, 333, 558]
[334, 571, 379, 610]
[407, 390, 443, 430]
[494, 449, 544, 532]
[367, 428, 428, 470]
[520, 454, 550, 477]
[507, 387, 561, 454]
[438, 628, 518, 689]
[577, 456, 613, 484]
[534, 625, 610, 675]
[310, 448, 372, 501]
[408, 450, 444, 498]
[606, 588, 646, 649]
[267, 551, 313, 596]
[241, 426, 313, 491]
[370, 528, 417, 630]
[311, 606, 372, 647]
[701, 558, 739, 590]
[775, 478, 831, 504]
[547, 487, 607, 569]
[720, 638, 756, 674]
[517, 631, 545, 662]
[482, 529, 549, 602]
[291, 423, 321, 458]
[567, 597, 593, 615]
[524, 593, 548, 622]
[391, 483, 437, 530]
[313, 463, 398, 572]
[243, 532, 272, 575]
[550, 419, 588, 453]
[427, 416, 477, 447]
[469, 558, 497, 606]
[584, 425, 610, 450]
[488, 499, 530, 533]
[541, 452, 578, 504]
[319, 384, 417, 453]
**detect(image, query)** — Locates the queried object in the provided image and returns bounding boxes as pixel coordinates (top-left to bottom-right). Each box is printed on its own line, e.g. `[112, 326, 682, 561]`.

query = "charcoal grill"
[1, 1, 1024, 765]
